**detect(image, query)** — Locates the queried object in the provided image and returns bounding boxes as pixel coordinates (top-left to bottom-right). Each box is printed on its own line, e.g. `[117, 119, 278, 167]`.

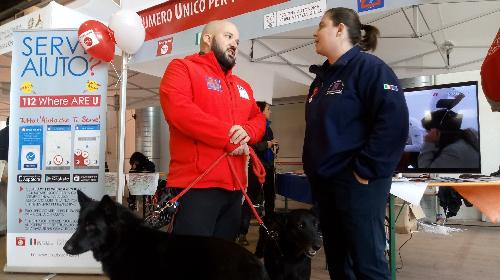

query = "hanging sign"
[357, 0, 384, 12]
[264, 0, 326, 30]
[139, 0, 289, 41]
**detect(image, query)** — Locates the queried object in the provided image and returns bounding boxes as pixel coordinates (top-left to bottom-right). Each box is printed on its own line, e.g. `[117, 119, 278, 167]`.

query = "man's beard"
[212, 38, 236, 71]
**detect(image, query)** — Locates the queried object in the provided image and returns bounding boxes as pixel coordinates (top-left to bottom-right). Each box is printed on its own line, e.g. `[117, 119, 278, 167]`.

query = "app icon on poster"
[74, 124, 100, 169]
[46, 125, 72, 170]
[21, 146, 40, 170]
[18, 126, 43, 170]
[16, 237, 26, 246]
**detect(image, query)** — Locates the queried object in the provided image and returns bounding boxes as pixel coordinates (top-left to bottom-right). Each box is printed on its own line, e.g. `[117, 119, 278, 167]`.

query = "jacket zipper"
[224, 77, 235, 123]
[224, 76, 236, 190]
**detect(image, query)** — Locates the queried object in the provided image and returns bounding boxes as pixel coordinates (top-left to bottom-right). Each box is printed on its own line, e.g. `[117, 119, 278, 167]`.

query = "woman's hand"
[353, 171, 369, 185]
[267, 139, 278, 148]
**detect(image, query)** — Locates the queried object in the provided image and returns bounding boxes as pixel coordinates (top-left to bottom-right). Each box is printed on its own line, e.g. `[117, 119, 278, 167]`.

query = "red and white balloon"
[78, 20, 115, 62]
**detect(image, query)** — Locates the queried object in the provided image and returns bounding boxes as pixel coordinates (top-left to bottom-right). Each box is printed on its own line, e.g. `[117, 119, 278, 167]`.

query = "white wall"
[105, 109, 136, 172]
[271, 98, 306, 173]
[234, 55, 312, 104]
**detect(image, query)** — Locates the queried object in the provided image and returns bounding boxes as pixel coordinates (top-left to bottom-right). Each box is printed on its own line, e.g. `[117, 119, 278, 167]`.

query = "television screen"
[397, 81, 481, 174]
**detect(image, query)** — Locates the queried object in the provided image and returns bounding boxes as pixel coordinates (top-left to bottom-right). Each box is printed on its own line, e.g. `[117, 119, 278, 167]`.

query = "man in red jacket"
[160, 20, 265, 240]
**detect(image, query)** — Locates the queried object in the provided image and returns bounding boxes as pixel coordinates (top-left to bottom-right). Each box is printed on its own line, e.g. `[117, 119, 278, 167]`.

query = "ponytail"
[359, 24, 380, 51]
[325, 8, 380, 52]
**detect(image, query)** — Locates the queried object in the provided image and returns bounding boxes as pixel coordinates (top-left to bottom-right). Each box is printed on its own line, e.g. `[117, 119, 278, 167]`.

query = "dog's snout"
[63, 242, 73, 254]
[312, 242, 322, 251]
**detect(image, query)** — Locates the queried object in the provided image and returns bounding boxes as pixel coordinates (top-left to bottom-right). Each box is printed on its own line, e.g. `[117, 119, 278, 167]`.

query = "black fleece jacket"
[303, 46, 408, 181]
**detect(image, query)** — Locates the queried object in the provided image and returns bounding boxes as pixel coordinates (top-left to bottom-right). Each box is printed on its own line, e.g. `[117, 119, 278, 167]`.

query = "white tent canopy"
[124, 0, 500, 105]
[1, 0, 498, 114]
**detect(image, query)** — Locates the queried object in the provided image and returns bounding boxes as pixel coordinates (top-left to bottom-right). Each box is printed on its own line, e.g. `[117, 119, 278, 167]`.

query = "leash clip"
[261, 224, 279, 240]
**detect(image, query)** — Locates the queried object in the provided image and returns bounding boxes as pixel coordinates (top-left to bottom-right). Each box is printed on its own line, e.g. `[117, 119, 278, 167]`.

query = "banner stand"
[5, 29, 106, 274]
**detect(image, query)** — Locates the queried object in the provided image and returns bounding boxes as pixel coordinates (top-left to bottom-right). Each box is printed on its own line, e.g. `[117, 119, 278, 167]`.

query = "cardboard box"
[394, 202, 425, 234]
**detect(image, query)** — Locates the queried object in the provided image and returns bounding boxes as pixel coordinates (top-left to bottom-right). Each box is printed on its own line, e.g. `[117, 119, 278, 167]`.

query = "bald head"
[200, 20, 240, 71]
[200, 20, 238, 52]
[201, 20, 233, 39]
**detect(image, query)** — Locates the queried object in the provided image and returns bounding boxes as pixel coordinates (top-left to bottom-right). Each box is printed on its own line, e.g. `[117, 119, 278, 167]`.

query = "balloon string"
[109, 61, 122, 89]
[110, 53, 133, 89]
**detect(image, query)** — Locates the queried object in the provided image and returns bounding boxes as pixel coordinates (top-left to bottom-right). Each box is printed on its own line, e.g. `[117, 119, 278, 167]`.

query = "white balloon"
[109, 9, 145, 54]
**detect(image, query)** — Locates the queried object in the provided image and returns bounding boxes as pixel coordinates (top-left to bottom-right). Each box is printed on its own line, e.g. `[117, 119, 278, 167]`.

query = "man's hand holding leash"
[229, 125, 250, 156]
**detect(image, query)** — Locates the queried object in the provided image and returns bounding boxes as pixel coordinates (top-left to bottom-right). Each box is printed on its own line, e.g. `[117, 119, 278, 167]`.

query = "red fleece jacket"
[160, 52, 265, 190]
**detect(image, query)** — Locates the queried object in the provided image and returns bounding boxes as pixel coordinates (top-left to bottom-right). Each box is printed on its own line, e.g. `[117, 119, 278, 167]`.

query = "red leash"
[167, 152, 227, 205]
[249, 148, 266, 185]
[166, 148, 267, 227]
[227, 149, 265, 226]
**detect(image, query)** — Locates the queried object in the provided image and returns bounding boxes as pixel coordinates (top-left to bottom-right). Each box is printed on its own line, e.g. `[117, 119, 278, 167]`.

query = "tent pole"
[116, 53, 128, 203]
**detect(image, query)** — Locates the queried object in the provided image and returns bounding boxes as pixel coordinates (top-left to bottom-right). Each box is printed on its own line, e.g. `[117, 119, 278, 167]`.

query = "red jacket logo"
[16, 237, 26, 246]
[156, 37, 173, 56]
[206, 76, 222, 92]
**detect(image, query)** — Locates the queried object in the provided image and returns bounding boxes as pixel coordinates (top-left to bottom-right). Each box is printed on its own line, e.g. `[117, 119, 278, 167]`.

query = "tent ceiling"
[127, 1, 500, 106]
[0, 0, 499, 117]
[246, 0, 500, 78]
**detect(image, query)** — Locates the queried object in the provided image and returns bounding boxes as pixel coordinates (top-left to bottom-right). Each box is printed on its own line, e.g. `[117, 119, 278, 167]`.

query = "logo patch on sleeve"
[383, 83, 399, 91]
[206, 77, 222, 92]
[237, 85, 250, 100]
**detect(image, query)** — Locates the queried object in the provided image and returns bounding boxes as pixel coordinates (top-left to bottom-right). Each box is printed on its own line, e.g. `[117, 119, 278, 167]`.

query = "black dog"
[64, 190, 269, 280]
[255, 209, 322, 280]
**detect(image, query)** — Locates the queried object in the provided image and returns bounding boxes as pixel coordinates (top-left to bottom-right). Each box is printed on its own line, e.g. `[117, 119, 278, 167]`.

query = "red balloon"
[78, 20, 115, 62]
[481, 29, 500, 111]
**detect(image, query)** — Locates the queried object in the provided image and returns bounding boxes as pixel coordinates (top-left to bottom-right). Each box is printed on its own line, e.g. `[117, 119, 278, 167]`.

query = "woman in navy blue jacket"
[303, 8, 409, 280]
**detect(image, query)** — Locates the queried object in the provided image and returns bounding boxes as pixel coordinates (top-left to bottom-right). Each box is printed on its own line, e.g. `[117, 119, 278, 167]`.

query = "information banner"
[5, 29, 107, 273]
[139, 0, 289, 41]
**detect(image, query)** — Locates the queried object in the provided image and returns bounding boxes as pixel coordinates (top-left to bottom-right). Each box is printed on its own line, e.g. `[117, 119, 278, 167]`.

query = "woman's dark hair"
[256, 101, 268, 113]
[130, 152, 148, 165]
[421, 109, 462, 131]
[422, 109, 479, 151]
[324, 7, 380, 51]
[130, 151, 156, 172]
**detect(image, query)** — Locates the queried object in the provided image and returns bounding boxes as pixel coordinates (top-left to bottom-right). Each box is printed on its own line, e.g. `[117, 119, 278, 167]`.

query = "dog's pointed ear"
[99, 195, 117, 218]
[77, 190, 92, 207]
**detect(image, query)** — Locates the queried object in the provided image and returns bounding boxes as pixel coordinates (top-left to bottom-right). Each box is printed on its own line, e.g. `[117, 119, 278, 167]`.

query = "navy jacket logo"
[326, 80, 344, 95]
